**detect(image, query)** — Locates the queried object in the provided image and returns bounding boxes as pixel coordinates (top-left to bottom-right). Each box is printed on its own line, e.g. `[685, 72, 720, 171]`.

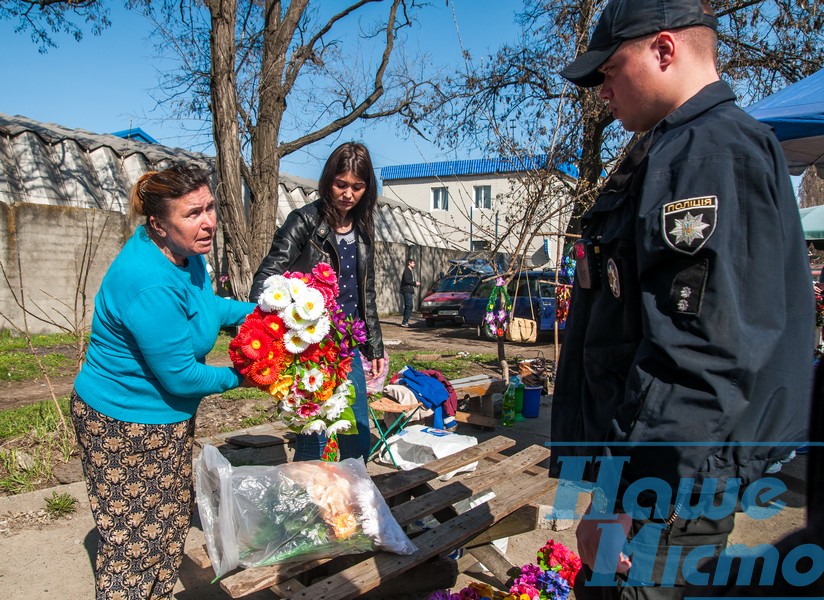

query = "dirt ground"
[0, 315, 811, 599]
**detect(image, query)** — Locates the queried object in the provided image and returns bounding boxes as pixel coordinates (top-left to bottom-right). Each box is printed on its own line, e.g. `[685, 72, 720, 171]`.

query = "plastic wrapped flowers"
[229, 263, 366, 460]
[429, 539, 581, 600]
[195, 445, 417, 578]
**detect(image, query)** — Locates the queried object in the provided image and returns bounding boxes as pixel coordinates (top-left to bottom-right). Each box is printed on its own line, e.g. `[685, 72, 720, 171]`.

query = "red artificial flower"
[263, 313, 286, 340]
[228, 338, 253, 375]
[300, 343, 323, 364]
[247, 359, 280, 386]
[538, 540, 582, 584]
[266, 338, 289, 366]
[336, 355, 353, 381]
[319, 340, 339, 363]
[296, 401, 321, 419]
[312, 262, 337, 285]
[315, 282, 338, 309]
[236, 322, 273, 360]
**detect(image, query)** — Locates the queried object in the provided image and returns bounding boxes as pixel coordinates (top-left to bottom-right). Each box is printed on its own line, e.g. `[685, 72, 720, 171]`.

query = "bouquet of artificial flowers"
[484, 277, 512, 339]
[229, 263, 366, 460]
[430, 539, 581, 600]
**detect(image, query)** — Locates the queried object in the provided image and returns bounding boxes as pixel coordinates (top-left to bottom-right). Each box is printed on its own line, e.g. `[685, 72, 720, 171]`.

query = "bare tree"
[419, 0, 824, 238]
[139, 0, 434, 299]
[0, 0, 111, 52]
[799, 166, 824, 208]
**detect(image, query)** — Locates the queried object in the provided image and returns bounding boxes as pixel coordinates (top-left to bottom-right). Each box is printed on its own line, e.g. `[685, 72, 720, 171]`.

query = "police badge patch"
[661, 196, 717, 255]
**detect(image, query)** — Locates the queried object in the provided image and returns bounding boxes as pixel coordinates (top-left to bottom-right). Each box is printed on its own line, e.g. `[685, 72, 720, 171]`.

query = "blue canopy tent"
[746, 69, 824, 177]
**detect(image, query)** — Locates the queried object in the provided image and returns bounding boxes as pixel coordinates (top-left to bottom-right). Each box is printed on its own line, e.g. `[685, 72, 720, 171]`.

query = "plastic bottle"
[501, 383, 516, 427]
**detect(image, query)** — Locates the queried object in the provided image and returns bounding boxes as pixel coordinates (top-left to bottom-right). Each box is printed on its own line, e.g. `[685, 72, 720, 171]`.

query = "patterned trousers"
[71, 391, 195, 600]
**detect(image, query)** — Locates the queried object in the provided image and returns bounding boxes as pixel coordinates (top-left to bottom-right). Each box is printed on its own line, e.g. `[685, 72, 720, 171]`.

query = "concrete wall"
[0, 203, 129, 335]
[0, 204, 465, 334]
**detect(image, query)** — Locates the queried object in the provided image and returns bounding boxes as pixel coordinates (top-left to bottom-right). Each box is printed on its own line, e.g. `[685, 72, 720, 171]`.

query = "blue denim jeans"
[401, 290, 414, 324]
[293, 352, 370, 462]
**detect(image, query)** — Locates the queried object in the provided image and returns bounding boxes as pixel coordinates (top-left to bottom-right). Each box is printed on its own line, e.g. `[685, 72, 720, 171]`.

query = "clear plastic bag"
[195, 445, 417, 578]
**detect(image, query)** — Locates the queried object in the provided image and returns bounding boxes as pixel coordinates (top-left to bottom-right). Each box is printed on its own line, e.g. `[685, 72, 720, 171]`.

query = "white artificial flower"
[280, 303, 310, 331]
[286, 277, 309, 300]
[263, 274, 288, 291]
[294, 287, 325, 320]
[322, 393, 348, 420]
[259, 280, 292, 311]
[298, 314, 331, 344]
[283, 331, 310, 354]
[300, 367, 325, 392]
[326, 420, 352, 436]
[301, 420, 327, 434]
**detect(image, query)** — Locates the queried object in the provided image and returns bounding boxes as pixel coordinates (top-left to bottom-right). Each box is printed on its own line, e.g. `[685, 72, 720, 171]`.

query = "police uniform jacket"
[250, 199, 384, 361]
[550, 81, 814, 497]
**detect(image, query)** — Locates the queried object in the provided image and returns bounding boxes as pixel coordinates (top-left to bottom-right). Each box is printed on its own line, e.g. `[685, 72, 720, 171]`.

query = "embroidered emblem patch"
[661, 196, 717, 255]
[607, 258, 621, 299]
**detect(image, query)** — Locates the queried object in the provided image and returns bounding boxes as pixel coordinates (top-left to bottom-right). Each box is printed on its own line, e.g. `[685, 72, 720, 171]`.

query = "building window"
[432, 187, 449, 211]
[474, 185, 492, 209]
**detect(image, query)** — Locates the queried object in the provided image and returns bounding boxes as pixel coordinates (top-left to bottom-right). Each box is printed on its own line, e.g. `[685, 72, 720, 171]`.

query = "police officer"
[550, 0, 814, 597]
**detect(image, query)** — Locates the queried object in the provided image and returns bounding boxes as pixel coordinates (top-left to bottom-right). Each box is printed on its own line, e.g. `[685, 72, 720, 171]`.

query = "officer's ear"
[654, 31, 676, 69]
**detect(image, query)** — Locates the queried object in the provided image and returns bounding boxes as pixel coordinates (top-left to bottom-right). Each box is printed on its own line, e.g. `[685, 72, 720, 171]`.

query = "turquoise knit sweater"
[74, 226, 255, 424]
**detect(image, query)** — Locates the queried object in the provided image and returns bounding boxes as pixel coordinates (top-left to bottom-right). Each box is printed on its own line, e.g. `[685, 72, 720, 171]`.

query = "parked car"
[424, 258, 495, 296]
[459, 270, 571, 340]
[420, 274, 482, 326]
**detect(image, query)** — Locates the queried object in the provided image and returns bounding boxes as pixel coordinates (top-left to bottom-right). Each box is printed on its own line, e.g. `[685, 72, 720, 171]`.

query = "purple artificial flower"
[496, 277, 506, 286]
[350, 318, 367, 344]
[428, 591, 455, 600]
[514, 563, 542, 587]
[496, 309, 507, 321]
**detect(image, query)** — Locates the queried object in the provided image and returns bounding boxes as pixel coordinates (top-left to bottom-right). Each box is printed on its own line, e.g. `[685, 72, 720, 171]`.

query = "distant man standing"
[550, 0, 814, 598]
[399, 258, 419, 327]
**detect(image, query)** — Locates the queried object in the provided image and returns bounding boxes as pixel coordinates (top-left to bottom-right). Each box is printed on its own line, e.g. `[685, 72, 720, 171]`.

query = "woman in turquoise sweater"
[72, 164, 255, 599]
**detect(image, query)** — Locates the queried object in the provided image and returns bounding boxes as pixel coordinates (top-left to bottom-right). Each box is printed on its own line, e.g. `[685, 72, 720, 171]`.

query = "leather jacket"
[250, 199, 384, 361]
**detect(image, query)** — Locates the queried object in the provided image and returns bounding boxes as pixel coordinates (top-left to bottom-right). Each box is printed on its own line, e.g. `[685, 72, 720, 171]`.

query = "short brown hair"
[129, 164, 211, 223]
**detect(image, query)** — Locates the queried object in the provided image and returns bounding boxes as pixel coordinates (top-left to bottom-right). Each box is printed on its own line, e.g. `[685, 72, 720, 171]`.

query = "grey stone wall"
[0, 204, 465, 334]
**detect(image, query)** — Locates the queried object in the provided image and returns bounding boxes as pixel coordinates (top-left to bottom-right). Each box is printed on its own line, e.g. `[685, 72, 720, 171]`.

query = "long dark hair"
[318, 142, 378, 240]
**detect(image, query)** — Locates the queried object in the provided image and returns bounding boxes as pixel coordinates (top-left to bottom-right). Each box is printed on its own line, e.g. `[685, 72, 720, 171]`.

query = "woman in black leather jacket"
[251, 142, 385, 461]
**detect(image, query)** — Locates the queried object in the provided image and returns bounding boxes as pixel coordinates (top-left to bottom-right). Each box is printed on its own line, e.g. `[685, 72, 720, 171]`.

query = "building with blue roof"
[380, 154, 576, 264]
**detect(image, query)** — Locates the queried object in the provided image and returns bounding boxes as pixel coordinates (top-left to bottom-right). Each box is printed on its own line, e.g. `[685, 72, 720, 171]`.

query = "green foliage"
[0, 330, 79, 381]
[45, 491, 78, 518]
[240, 405, 275, 429]
[0, 397, 71, 441]
[386, 350, 498, 380]
[0, 330, 78, 352]
[221, 387, 271, 401]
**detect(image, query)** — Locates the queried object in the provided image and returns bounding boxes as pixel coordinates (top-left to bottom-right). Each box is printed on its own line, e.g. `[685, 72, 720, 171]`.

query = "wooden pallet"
[451, 374, 507, 428]
[188, 435, 553, 599]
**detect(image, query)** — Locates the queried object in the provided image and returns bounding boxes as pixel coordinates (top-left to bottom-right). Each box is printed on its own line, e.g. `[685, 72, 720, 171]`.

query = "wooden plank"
[269, 579, 306, 595]
[467, 543, 517, 585]
[390, 445, 551, 528]
[187, 544, 213, 570]
[288, 473, 552, 600]
[464, 504, 539, 548]
[372, 435, 516, 500]
[220, 557, 331, 598]
[359, 558, 458, 599]
[454, 410, 497, 429]
[225, 433, 289, 448]
[452, 379, 507, 399]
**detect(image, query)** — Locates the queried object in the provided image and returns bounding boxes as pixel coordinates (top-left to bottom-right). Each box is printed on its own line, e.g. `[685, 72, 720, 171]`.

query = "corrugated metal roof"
[380, 155, 549, 181]
[380, 154, 579, 181]
[0, 112, 454, 249]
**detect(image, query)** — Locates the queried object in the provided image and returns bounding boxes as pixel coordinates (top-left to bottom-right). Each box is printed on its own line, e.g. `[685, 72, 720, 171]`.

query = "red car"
[419, 274, 481, 326]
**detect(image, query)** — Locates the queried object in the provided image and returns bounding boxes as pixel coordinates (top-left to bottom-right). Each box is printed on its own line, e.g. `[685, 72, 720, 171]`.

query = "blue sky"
[0, 2, 523, 182]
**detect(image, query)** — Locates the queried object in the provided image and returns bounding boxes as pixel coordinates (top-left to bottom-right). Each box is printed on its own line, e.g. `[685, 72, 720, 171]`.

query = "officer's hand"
[576, 501, 632, 575]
